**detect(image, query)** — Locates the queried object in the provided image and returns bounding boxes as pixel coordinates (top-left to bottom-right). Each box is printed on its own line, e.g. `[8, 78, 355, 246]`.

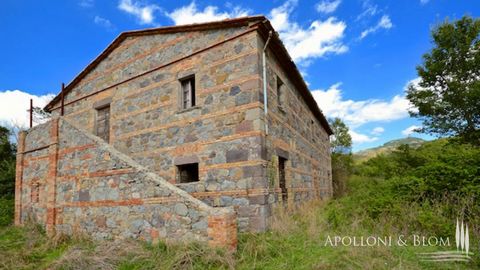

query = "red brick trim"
[14, 131, 26, 225]
[20, 144, 53, 155]
[22, 154, 51, 161]
[57, 168, 135, 182]
[47, 25, 260, 112]
[61, 198, 144, 208]
[89, 168, 134, 177]
[45, 119, 59, 235]
[208, 212, 237, 251]
[58, 144, 96, 156]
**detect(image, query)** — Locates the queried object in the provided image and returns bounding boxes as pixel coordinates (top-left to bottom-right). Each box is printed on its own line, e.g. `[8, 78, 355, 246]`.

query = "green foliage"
[0, 126, 16, 200]
[407, 16, 480, 145]
[325, 176, 454, 238]
[331, 153, 353, 198]
[329, 117, 352, 154]
[357, 139, 480, 200]
[0, 126, 16, 228]
[0, 198, 14, 227]
[329, 118, 353, 198]
[356, 138, 480, 245]
[1, 194, 475, 270]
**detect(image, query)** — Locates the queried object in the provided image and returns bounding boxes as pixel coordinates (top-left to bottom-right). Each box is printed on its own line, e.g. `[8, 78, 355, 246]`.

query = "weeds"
[1, 176, 478, 269]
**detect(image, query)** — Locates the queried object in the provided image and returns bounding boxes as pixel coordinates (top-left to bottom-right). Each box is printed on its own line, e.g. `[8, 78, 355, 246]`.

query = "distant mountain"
[354, 137, 426, 163]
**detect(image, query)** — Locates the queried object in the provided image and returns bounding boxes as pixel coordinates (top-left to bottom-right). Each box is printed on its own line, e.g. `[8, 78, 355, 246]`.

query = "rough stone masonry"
[15, 16, 333, 250]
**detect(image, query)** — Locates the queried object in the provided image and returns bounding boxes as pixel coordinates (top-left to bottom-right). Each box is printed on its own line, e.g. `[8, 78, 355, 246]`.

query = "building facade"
[15, 16, 332, 249]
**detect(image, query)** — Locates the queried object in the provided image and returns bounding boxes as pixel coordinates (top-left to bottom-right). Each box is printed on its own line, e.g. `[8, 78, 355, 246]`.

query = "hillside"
[354, 137, 426, 163]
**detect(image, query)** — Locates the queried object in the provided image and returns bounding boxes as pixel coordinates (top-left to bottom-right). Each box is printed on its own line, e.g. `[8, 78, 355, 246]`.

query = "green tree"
[329, 118, 353, 198]
[406, 16, 480, 145]
[0, 126, 16, 198]
[0, 126, 16, 226]
[329, 117, 353, 154]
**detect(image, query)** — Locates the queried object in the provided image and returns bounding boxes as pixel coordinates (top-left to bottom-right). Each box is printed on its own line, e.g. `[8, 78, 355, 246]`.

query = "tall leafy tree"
[0, 126, 16, 198]
[329, 117, 353, 154]
[329, 118, 353, 198]
[406, 16, 480, 145]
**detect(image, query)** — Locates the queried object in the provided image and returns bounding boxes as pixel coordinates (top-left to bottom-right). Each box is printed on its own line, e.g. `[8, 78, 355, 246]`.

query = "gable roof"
[44, 15, 333, 135]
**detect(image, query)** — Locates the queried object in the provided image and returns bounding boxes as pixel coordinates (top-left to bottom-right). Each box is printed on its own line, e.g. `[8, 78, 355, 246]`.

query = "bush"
[331, 153, 353, 198]
[357, 139, 480, 199]
[354, 139, 480, 241]
[0, 197, 14, 227]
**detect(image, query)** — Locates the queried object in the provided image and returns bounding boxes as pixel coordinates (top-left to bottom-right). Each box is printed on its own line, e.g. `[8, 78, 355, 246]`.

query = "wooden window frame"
[180, 75, 196, 110]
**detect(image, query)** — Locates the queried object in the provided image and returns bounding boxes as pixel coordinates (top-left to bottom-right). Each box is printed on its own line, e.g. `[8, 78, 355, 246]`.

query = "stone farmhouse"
[15, 16, 333, 250]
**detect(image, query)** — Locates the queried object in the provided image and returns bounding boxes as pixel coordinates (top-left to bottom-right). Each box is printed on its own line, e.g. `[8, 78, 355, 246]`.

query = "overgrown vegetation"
[0, 15, 479, 269]
[357, 139, 480, 201]
[2, 174, 478, 269]
[328, 118, 353, 198]
[2, 133, 478, 269]
[0, 126, 16, 227]
[406, 16, 480, 145]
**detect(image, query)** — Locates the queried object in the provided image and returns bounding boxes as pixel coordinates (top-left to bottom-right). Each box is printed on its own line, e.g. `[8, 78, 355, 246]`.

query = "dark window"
[96, 106, 110, 142]
[279, 157, 288, 202]
[180, 76, 195, 109]
[277, 76, 285, 106]
[311, 120, 316, 142]
[177, 163, 199, 183]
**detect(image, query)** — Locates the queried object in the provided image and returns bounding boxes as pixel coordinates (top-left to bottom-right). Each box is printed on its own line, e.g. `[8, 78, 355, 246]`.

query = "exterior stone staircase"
[15, 117, 237, 250]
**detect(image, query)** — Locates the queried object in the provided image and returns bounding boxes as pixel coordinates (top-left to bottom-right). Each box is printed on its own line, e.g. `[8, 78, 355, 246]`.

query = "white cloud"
[420, 0, 430, 4]
[356, 0, 378, 21]
[350, 130, 378, 144]
[118, 0, 160, 25]
[402, 125, 421, 136]
[360, 15, 393, 39]
[371, 127, 385, 135]
[316, 0, 341, 14]
[311, 82, 410, 127]
[79, 0, 94, 8]
[0, 90, 55, 128]
[269, 0, 348, 64]
[312, 81, 422, 146]
[407, 77, 422, 88]
[166, 2, 251, 25]
[94, 16, 115, 30]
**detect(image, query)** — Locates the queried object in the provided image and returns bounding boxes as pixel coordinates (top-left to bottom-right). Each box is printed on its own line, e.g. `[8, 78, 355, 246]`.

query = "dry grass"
[2, 176, 479, 269]
[0, 223, 235, 270]
[49, 239, 146, 270]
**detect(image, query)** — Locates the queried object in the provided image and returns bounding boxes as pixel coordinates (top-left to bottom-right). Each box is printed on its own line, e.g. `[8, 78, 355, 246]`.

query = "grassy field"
[1, 176, 478, 269]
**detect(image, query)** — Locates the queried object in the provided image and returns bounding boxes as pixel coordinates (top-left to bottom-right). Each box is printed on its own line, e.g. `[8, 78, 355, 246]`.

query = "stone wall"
[16, 122, 53, 225]
[15, 118, 237, 250]
[259, 35, 333, 205]
[48, 25, 271, 232]
[38, 24, 332, 235]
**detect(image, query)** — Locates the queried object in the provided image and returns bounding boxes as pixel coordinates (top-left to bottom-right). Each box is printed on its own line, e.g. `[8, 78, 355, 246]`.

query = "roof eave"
[44, 16, 333, 136]
[257, 21, 333, 135]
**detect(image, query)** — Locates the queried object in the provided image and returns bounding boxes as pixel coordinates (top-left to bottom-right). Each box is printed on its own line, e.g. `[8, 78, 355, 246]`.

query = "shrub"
[0, 197, 14, 227]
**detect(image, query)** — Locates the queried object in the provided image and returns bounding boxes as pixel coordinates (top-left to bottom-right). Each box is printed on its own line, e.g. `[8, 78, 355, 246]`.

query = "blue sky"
[0, 0, 479, 150]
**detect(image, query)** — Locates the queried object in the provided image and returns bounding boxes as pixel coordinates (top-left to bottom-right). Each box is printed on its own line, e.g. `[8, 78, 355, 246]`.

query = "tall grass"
[1, 176, 478, 269]
[235, 177, 479, 269]
[0, 197, 14, 226]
